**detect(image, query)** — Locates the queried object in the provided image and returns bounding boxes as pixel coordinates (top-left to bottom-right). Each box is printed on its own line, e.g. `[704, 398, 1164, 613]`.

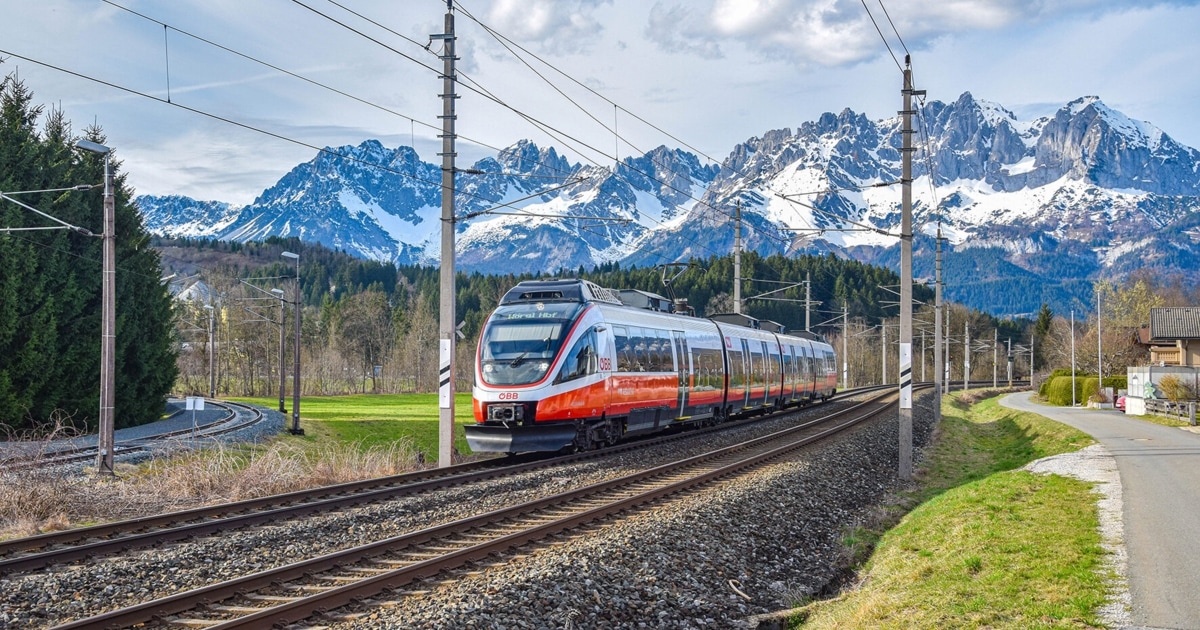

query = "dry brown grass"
[0, 435, 424, 540]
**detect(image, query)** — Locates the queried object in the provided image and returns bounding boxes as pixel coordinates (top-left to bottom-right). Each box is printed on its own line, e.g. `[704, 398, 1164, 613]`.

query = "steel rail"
[49, 387, 908, 630]
[3, 400, 247, 470]
[0, 386, 881, 575]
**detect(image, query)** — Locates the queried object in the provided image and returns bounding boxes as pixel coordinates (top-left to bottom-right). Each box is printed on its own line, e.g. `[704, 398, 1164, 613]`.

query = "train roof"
[501, 280, 829, 345]
[500, 279, 622, 306]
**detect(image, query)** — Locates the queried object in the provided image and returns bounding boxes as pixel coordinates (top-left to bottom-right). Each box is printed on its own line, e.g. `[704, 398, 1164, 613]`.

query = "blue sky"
[2, 0, 1198, 205]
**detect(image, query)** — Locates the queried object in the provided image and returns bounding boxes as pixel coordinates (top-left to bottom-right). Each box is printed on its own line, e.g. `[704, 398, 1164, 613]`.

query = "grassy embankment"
[792, 391, 1112, 629]
[0, 393, 478, 538]
[228, 392, 476, 459]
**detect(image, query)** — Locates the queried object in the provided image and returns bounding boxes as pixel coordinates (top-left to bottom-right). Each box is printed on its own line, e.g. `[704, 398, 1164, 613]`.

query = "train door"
[772, 342, 783, 405]
[739, 338, 748, 408]
[784, 344, 797, 403]
[723, 336, 744, 412]
[800, 341, 813, 400]
[672, 331, 690, 419]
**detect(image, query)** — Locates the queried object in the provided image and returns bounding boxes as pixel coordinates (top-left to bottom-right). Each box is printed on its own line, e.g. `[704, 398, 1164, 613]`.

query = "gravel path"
[0, 393, 935, 629]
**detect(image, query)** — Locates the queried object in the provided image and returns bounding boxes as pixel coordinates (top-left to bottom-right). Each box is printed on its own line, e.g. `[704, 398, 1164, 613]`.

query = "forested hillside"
[157, 234, 938, 397]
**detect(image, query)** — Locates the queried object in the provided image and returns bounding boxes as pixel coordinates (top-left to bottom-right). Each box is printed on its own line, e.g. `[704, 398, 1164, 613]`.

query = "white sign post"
[185, 396, 205, 440]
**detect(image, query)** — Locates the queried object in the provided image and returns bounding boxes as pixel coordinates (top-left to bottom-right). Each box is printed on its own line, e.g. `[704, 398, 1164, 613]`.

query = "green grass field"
[228, 393, 478, 459]
[793, 392, 1109, 629]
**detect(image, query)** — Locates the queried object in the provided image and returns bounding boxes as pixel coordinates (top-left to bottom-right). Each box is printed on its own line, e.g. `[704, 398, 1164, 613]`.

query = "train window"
[479, 318, 570, 386]
[558, 331, 598, 382]
[614, 328, 634, 372]
[750, 347, 764, 386]
[728, 349, 744, 387]
[696, 348, 723, 390]
[658, 329, 674, 371]
[647, 337, 663, 372]
[631, 328, 648, 371]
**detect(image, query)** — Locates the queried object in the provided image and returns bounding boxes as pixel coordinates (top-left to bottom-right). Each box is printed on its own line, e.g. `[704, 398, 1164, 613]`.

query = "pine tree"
[0, 72, 178, 431]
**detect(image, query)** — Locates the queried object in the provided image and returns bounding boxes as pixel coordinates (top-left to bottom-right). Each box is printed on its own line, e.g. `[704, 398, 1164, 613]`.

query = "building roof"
[1149, 307, 1200, 341]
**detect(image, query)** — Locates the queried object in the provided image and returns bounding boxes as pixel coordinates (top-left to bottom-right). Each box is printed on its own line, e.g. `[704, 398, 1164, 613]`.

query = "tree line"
[165, 237, 944, 400]
[130, 235, 1200, 413]
[1, 73, 177, 433]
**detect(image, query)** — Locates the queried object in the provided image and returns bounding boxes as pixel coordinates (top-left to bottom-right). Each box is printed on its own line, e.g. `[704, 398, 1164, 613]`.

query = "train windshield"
[479, 302, 584, 386]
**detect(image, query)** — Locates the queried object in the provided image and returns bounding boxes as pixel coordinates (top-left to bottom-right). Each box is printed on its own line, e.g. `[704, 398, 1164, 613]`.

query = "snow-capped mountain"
[136, 93, 1200, 317]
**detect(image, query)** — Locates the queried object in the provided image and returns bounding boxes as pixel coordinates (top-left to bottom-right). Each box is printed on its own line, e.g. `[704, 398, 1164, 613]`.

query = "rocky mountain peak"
[137, 94, 1200, 317]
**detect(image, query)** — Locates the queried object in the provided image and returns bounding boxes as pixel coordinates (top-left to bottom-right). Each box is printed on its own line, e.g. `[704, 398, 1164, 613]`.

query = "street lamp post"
[75, 140, 116, 475]
[203, 304, 215, 398]
[271, 288, 286, 413]
[281, 251, 303, 435]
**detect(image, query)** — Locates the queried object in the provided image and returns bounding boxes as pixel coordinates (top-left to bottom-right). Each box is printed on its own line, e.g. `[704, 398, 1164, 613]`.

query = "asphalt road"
[1002, 392, 1200, 630]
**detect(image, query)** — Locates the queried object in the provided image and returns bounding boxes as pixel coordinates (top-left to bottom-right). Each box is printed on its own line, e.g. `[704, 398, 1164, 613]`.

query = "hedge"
[1045, 376, 1093, 406]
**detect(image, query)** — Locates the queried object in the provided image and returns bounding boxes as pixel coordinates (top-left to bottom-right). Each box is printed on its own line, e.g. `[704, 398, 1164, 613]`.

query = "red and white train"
[466, 279, 838, 454]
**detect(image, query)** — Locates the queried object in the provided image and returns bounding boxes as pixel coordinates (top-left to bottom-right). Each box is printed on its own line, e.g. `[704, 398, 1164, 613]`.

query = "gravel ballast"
[0, 394, 935, 629]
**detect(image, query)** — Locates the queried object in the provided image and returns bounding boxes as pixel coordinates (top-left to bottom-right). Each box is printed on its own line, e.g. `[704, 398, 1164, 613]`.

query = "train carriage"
[467, 279, 837, 454]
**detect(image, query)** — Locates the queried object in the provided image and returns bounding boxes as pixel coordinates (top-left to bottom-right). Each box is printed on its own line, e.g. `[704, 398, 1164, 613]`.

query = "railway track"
[49, 386, 908, 630]
[0, 387, 888, 577]
[1, 400, 264, 470]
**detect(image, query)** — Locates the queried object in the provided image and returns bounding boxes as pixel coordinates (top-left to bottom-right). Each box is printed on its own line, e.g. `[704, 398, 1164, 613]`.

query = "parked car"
[1116, 396, 1126, 411]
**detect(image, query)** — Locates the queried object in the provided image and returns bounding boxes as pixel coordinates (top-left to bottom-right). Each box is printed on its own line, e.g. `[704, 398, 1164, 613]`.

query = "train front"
[465, 295, 588, 454]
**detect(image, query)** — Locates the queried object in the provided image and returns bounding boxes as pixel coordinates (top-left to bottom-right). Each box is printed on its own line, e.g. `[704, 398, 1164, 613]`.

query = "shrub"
[1159, 375, 1198, 402]
[1079, 377, 1104, 403]
[1045, 376, 1088, 406]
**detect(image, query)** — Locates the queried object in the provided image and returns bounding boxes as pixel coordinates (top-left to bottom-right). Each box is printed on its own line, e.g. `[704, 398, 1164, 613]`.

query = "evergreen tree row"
[1, 73, 177, 432]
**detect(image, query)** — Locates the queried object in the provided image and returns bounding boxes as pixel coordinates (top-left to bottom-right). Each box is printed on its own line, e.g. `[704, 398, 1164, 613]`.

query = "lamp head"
[281, 251, 299, 260]
[75, 140, 111, 155]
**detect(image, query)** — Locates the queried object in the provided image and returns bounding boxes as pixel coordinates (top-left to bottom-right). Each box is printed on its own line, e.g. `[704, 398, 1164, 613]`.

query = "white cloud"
[646, 0, 1192, 67]
[483, 0, 613, 54]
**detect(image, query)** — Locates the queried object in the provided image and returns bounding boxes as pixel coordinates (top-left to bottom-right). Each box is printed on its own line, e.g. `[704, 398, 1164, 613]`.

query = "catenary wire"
[859, 0, 903, 73]
[101, 0, 567, 178]
[0, 49, 587, 212]
[876, 0, 910, 57]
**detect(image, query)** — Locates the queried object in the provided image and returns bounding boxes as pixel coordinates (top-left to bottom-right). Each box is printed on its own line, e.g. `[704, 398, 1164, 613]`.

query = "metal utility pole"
[100, 158, 115, 474]
[1097, 287, 1103, 401]
[805, 271, 811, 332]
[435, 1, 458, 467]
[993, 328, 998, 389]
[206, 305, 216, 398]
[281, 251, 302, 434]
[881, 324, 887, 385]
[898, 56, 921, 480]
[275, 290, 286, 413]
[1006, 338, 1013, 387]
[1071, 309, 1076, 407]
[963, 320, 970, 392]
[842, 304, 849, 388]
[1029, 336, 1035, 384]
[944, 304, 951, 388]
[734, 200, 742, 314]
[934, 232, 943, 423]
[75, 140, 115, 475]
[920, 330, 926, 383]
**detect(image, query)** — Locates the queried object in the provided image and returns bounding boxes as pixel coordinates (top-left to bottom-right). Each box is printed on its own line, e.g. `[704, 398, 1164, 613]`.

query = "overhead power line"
[101, 0, 559, 175]
[0, 49, 588, 212]
[860, 0, 903, 73]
